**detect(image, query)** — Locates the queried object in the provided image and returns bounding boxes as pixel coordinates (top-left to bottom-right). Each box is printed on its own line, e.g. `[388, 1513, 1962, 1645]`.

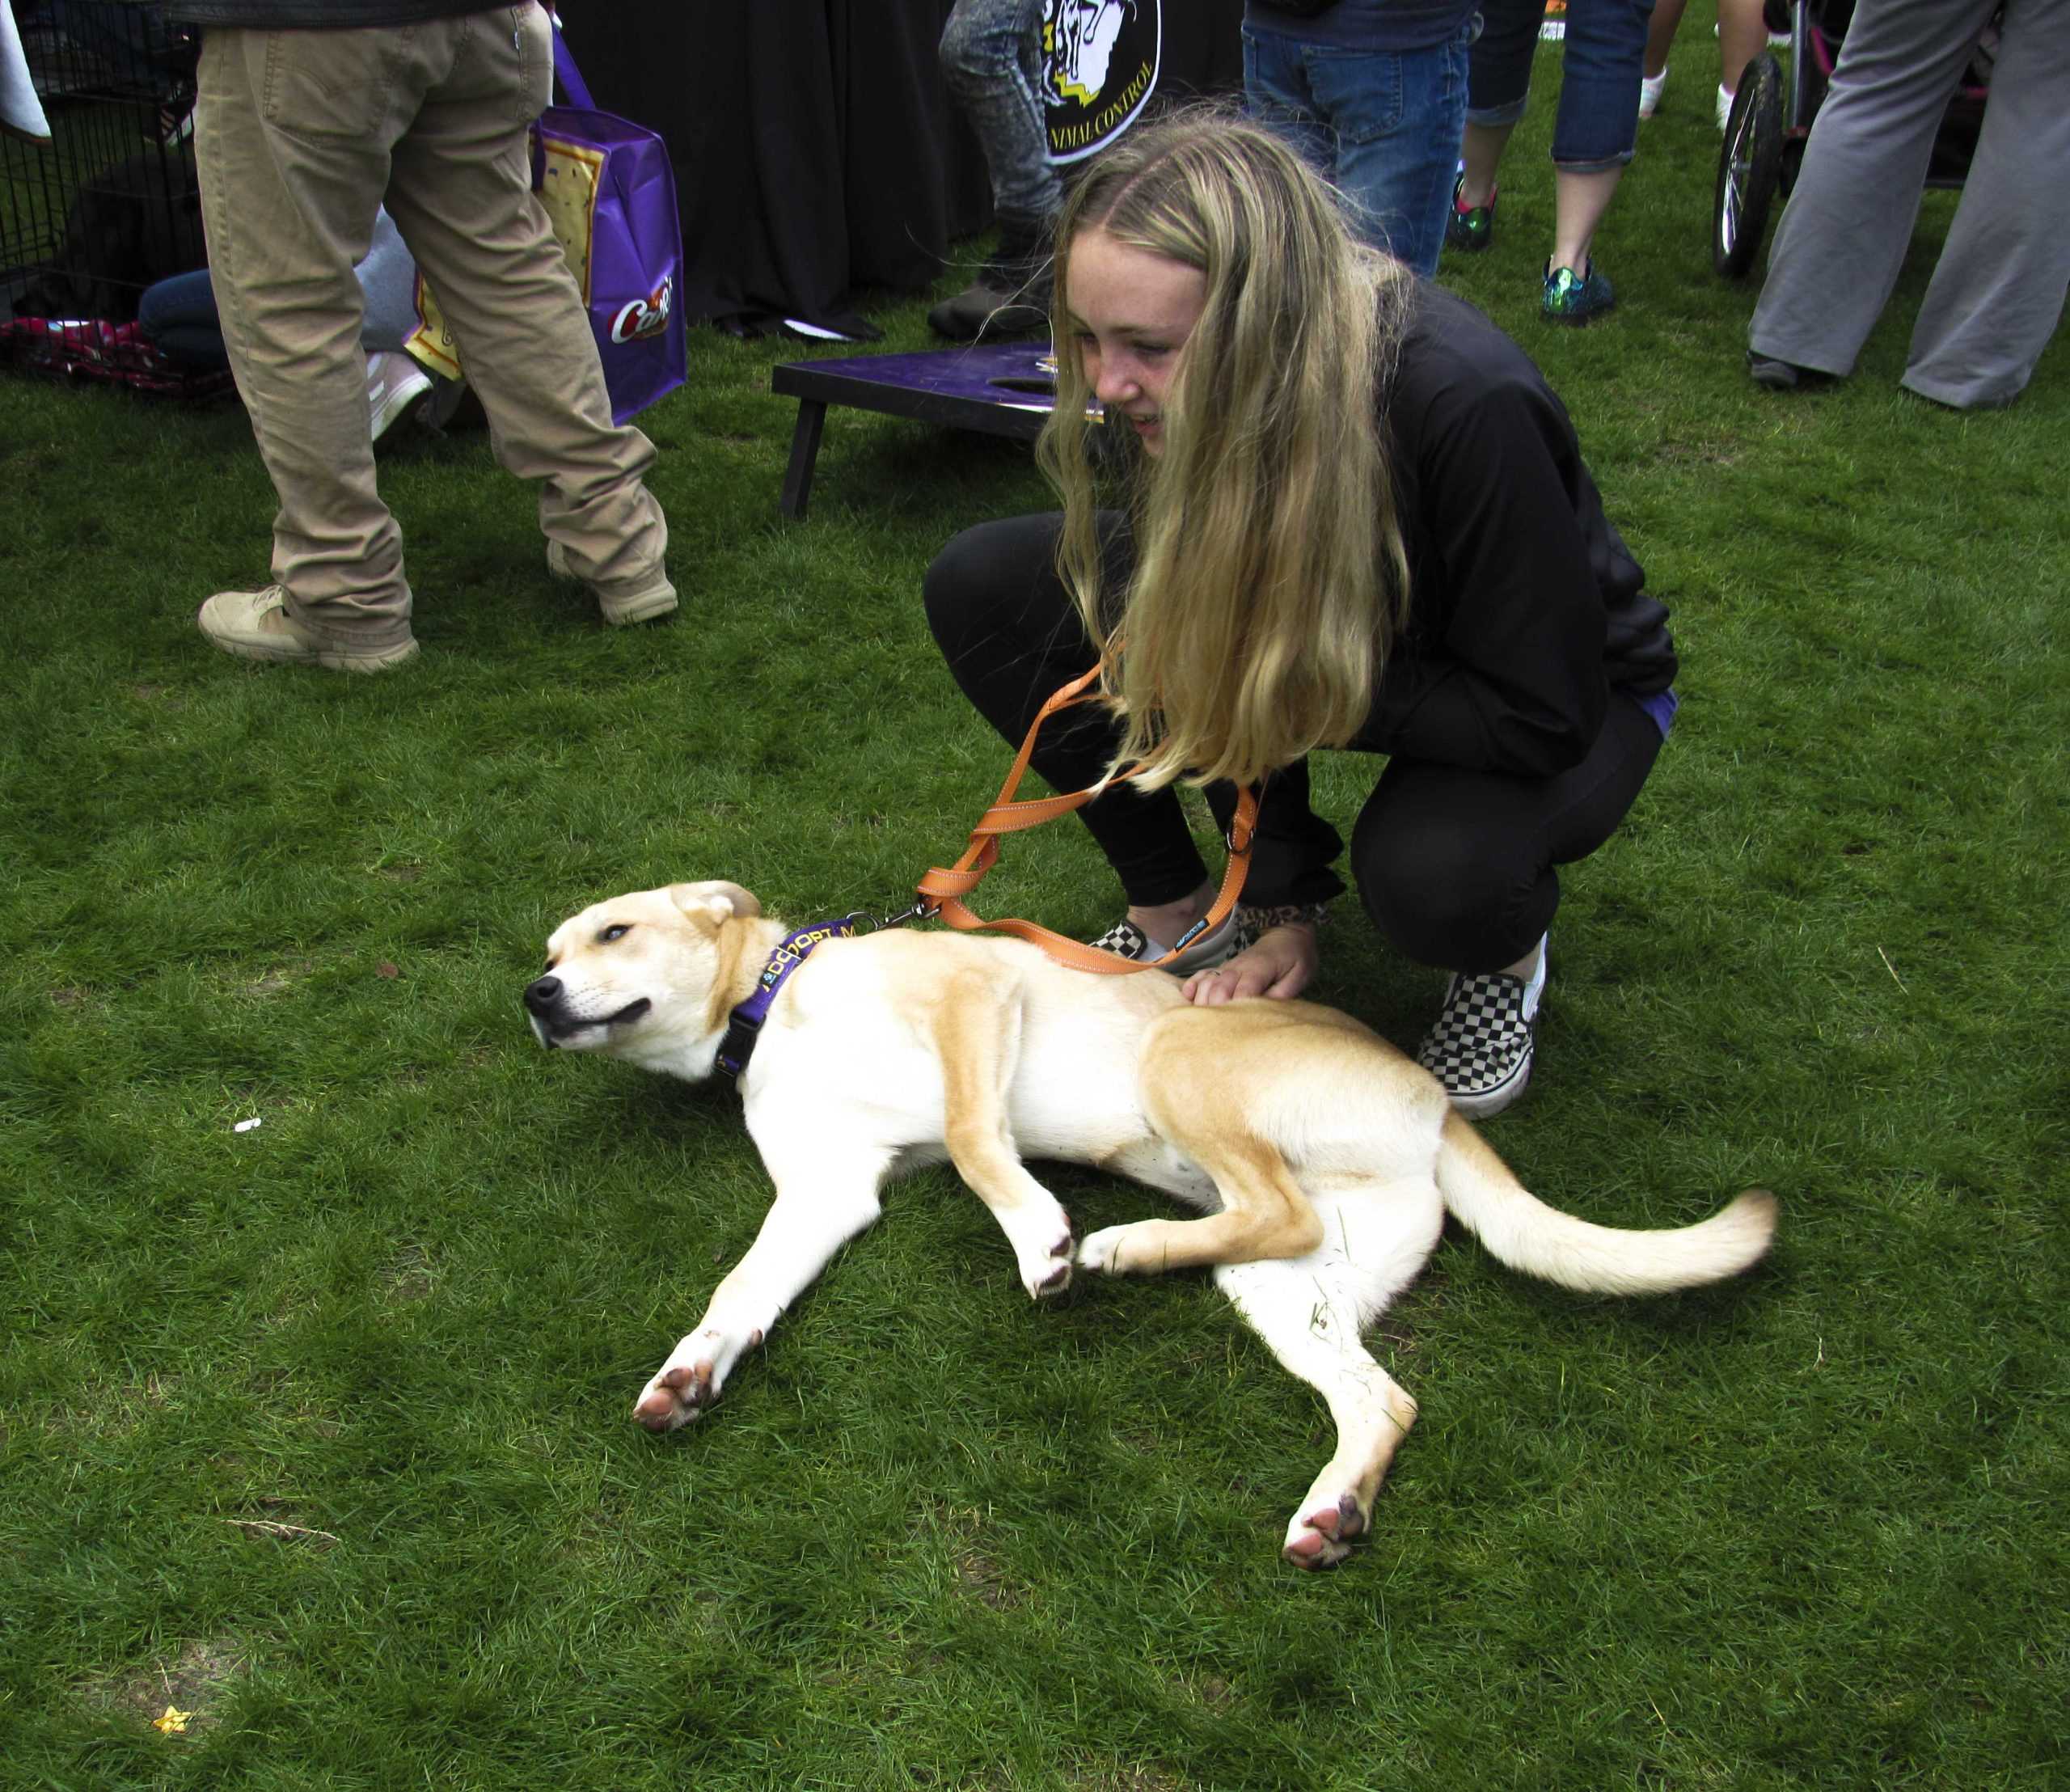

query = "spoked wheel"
[1714, 53, 1785, 277]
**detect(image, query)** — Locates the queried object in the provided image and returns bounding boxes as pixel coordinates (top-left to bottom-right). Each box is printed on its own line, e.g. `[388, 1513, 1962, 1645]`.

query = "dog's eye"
[599, 923, 632, 944]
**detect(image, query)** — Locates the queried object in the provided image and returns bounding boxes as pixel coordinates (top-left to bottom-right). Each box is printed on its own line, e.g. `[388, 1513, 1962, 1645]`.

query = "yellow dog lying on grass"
[526, 881, 1776, 1568]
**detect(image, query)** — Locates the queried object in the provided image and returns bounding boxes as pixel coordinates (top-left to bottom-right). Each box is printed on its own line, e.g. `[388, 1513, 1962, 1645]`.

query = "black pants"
[923, 513, 1666, 972]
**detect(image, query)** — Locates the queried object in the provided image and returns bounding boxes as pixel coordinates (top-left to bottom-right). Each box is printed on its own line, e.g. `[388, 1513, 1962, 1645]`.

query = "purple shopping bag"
[534, 25, 686, 423]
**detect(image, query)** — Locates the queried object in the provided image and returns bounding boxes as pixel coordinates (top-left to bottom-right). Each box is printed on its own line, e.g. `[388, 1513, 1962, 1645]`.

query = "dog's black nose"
[524, 975, 562, 1014]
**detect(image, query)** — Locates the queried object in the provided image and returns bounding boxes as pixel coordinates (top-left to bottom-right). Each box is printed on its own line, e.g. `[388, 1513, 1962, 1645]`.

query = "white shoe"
[2, 2, 52, 143]
[1717, 83, 1735, 132]
[366, 350, 433, 443]
[1639, 66, 1668, 120]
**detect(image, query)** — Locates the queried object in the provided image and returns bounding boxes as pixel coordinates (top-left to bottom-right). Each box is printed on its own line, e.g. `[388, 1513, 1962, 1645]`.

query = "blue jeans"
[1243, 19, 1474, 277]
[137, 267, 227, 366]
[1466, 0, 1655, 172]
[939, 0, 1061, 220]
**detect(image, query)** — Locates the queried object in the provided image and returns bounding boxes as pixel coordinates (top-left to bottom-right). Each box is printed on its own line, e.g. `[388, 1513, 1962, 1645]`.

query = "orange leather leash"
[915, 666, 1259, 975]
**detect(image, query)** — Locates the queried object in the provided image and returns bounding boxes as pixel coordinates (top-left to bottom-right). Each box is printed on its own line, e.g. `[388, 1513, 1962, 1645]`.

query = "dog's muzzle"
[523, 974, 650, 1046]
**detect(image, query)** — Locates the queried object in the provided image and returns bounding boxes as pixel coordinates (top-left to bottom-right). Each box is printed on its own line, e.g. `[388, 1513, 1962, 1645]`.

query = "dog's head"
[524, 881, 762, 1074]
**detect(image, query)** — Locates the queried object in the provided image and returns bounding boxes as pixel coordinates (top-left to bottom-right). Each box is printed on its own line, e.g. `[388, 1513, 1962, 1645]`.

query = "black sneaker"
[929, 209, 1054, 341]
[1747, 351, 1833, 391]
[1415, 943, 1547, 1118]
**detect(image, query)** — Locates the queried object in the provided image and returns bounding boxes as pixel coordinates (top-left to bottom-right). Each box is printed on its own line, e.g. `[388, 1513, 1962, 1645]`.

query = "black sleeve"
[1205, 761, 1347, 911]
[1362, 358, 1612, 777]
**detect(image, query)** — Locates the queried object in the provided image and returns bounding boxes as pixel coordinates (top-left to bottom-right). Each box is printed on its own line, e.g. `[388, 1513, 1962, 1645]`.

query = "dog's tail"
[1435, 1112, 1776, 1296]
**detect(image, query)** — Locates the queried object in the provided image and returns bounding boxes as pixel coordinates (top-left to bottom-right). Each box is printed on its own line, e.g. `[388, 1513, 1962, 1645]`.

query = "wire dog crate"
[2, 1, 226, 395]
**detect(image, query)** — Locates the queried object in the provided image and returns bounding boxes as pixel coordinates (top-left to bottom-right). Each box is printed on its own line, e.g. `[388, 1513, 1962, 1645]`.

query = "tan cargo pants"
[194, 5, 669, 651]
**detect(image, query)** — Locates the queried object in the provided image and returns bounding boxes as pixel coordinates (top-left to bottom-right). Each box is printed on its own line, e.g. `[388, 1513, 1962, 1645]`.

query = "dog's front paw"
[1281, 1490, 1370, 1570]
[1020, 1219, 1075, 1302]
[633, 1360, 716, 1431]
[634, 1325, 746, 1432]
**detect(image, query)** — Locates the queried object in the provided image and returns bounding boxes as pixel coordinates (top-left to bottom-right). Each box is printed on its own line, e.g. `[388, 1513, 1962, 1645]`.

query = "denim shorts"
[1466, 0, 1656, 171]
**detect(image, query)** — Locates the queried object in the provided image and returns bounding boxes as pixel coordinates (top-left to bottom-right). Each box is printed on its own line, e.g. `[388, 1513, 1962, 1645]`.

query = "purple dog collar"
[714, 918, 860, 1081]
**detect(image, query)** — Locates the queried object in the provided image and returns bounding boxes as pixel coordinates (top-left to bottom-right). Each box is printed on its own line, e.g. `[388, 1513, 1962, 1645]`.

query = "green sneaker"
[1541, 260, 1616, 325]
[1445, 174, 1496, 253]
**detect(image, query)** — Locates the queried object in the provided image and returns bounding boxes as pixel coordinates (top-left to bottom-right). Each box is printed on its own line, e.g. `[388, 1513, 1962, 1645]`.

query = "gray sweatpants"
[1748, 0, 2070, 409]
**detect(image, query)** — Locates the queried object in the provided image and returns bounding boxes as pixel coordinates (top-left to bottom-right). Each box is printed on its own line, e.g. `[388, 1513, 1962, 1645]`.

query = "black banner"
[1042, 0, 1160, 165]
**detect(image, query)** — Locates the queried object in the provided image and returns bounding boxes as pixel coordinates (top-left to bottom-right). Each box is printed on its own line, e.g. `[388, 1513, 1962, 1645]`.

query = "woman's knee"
[924, 519, 1007, 644]
[922, 514, 1062, 656]
[1354, 806, 1551, 968]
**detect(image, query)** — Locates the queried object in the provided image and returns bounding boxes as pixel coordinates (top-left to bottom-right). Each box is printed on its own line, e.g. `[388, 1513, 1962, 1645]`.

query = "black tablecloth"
[557, 1, 1243, 339]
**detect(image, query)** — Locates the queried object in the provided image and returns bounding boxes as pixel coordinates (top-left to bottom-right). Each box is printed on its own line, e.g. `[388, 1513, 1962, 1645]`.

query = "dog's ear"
[667, 881, 761, 928]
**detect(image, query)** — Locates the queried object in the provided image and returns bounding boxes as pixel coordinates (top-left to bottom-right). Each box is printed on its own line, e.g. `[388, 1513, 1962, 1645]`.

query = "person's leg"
[922, 514, 1209, 908]
[1549, 167, 1624, 280]
[382, 7, 667, 604]
[1352, 694, 1666, 971]
[1242, 26, 1336, 194]
[1749, 0, 2001, 380]
[1545, 0, 1654, 283]
[1901, 0, 2070, 408]
[1356, 694, 1666, 1114]
[1306, 25, 1473, 277]
[137, 267, 226, 366]
[1643, 0, 1688, 84]
[1454, 116, 1515, 215]
[939, 0, 1062, 221]
[930, 0, 1057, 338]
[1455, 0, 1544, 211]
[192, 23, 415, 652]
[1717, 0, 1770, 112]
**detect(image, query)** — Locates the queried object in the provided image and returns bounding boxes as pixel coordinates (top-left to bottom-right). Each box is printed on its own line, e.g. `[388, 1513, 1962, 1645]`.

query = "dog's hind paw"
[633, 1361, 717, 1432]
[1075, 1222, 1155, 1277]
[1282, 1493, 1369, 1570]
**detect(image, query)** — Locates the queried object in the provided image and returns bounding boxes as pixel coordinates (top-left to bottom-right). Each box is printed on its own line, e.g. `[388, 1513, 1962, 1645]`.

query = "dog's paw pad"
[1282, 1494, 1367, 1567]
[1031, 1257, 1073, 1300]
[1282, 1526, 1345, 1569]
[633, 1362, 714, 1431]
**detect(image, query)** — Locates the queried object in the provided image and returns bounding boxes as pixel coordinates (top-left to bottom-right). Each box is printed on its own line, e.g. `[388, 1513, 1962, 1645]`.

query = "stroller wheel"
[1714, 53, 1785, 278]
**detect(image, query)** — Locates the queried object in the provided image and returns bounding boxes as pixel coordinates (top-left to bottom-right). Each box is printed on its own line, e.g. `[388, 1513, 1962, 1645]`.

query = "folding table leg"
[779, 399, 826, 520]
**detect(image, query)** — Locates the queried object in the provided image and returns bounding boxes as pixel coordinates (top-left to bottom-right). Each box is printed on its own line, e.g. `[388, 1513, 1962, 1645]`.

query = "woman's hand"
[1182, 921, 1318, 1005]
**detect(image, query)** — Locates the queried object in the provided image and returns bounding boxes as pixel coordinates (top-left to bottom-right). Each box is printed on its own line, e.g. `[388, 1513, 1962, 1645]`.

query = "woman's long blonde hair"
[1038, 106, 1413, 792]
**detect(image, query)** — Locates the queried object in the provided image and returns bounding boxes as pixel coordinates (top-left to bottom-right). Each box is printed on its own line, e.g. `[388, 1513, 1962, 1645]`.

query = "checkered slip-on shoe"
[1415, 941, 1548, 1119]
[1088, 907, 1238, 974]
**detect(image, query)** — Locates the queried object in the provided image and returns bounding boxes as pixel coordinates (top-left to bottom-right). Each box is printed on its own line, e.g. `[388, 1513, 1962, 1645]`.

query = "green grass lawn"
[4, 51, 2067, 1790]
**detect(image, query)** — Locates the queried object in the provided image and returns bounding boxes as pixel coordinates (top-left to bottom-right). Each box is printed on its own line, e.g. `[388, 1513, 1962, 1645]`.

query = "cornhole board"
[771, 341, 1085, 519]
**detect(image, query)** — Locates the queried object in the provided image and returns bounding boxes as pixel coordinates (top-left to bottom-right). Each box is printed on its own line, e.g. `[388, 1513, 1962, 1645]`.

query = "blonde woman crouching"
[923, 108, 1678, 1118]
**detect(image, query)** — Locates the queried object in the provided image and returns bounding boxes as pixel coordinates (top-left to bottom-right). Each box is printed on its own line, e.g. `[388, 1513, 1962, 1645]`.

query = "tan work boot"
[196, 586, 420, 672]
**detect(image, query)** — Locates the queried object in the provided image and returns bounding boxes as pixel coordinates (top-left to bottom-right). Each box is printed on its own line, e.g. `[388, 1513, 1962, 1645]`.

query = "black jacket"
[1366, 280, 1676, 780]
[1237, 280, 1678, 907]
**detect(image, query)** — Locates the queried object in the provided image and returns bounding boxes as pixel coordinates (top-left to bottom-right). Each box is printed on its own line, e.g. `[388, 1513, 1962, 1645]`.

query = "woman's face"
[1063, 226, 1209, 457]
